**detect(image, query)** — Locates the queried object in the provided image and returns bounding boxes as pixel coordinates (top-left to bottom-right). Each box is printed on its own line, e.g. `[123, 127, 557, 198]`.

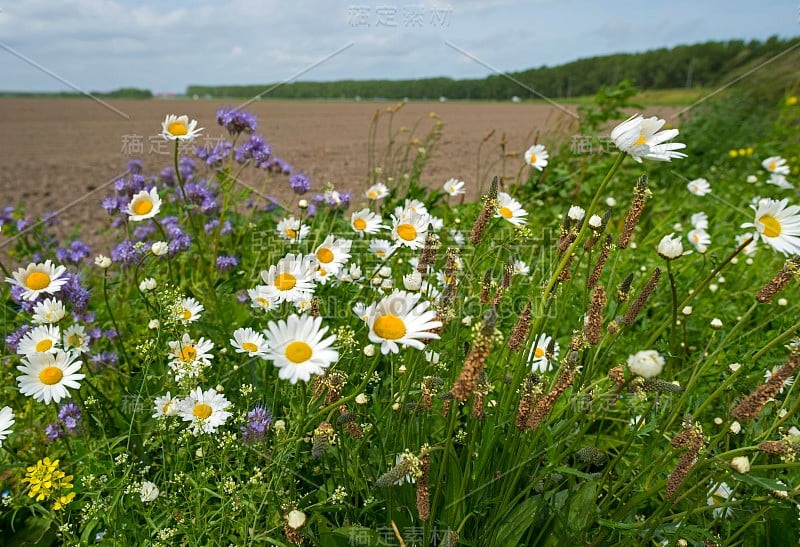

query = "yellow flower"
[21, 457, 74, 508]
[787, 96, 798, 106]
[53, 491, 75, 510]
[728, 149, 738, 158]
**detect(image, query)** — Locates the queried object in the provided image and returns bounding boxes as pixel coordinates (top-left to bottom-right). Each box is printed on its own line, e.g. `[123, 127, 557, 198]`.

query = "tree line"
[186, 36, 799, 101]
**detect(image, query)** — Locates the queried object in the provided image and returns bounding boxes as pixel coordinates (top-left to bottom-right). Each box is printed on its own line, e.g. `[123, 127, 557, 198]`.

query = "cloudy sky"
[1, 0, 798, 93]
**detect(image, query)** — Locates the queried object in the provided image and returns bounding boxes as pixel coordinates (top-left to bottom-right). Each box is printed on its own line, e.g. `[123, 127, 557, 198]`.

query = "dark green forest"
[187, 36, 799, 100]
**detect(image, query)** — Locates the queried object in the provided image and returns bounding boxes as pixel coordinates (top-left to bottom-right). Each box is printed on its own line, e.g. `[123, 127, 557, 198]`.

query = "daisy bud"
[355, 393, 368, 405]
[714, 417, 723, 425]
[148, 319, 160, 329]
[403, 271, 423, 291]
[746, 175, 758, 183]
[626, 350, 665, 379]
[710, 318, 723, 329]
[728, 363, 741, 373]
[363, 344, 376, 357]
[378, 266, 391, 278]
[380, 278, 393, 290]
[94, 255, 112, 268]
[151, 241, 169, 256]
[730, 456, 750, 474]
[140, 481, 159, 502]
[605, 197, 617, 207]
[778, 298, 788, 306]
[681, 306, 693, 316]
[657, 233, 684, 259]
[298, 199, 308, 209]
[139, 278, 157, 292]
[287, 509, 306, 529]
[729, 421, 741, 434]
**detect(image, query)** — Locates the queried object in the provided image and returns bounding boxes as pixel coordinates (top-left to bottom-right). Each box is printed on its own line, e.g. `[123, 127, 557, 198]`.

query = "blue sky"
[1, 0, 798, 93]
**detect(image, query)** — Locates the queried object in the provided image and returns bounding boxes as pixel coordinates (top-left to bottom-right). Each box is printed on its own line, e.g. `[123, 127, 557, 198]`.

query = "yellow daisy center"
[36, 339, 53, 352]
[168, 121, 188, 136]
[318, 267, 328, 276]
[193, 403, 212, 419]
[529, 154, 537, 164]
[163, 402, 172, 414]
[285, 341, 312, 364]
[39, 366, 63, 385]
[634, 133, 647, 146]
[498, 207, 513, 219]
[286, 228, 298, 239]
[353, 218, 367, 231]
[769, 161, 777, 171]
[317, 248, 334, 263]
[256, 297, 270, 308]
[397, 223, 417, 241]
[241, 342, 258, 352]
[376, 249, 386, 257]
[534, 347, 545, 358]
[25, 271, 51, 291]
[275, 273, 297, 291]
[759, 215, 781, 238]
[68, 334, 81, 347]
[180, 346, 197, 362]
[368, 191, 377, 198]
[133, 199, 153, 216]
[181, 309, 193, 320]
[373, 314, 407, 340]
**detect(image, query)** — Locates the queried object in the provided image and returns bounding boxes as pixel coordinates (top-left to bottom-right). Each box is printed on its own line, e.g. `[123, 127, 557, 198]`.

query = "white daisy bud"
[605, 197, 617, 207]
[626, 350, 665, 379]
[140, 481, 159, 502]
[729, 421, 741, 434]
[710, 318, 723, 329]
[778, 298, 788, 306]
[139, 277, 157, 292]
[728, 363, 741, 373]
[363, 344, 376, 357]
[403, 271, 422, 291]
[398, 365, 407, 374]
[94, 255, 112, 268]
[148, 319, 160, 329]
[708, 284, 718, 293]
[567, 205, 585, 221]
[298, 199, 308, 209]
[681, 306, 693, 316]
[657, 233, 684, 259]
[380, 279, 394, 290]
[378, 266, 392, 278]
[730, 456, 750, 474]
[746, 175, 758, 183]
[349, 264, 362, 281]
[151, 241, 169, 256]
[287, 510, 306, 529]
[714, 417, 723, 425]
[355, 393, 368, 405]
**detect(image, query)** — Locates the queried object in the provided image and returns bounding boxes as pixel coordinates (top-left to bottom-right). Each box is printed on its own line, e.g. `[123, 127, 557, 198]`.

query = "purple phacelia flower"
[216, 106, 258, 136]
[241, 405, 272, 444]
[6, 324, 32, 353]
[289, 173, 310, 195]
[111, 240, 145, 267]
[216, 255, 238, 272]
[126, 158, 144, 174]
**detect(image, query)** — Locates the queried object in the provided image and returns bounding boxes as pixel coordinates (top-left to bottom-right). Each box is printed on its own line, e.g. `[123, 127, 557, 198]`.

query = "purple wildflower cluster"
[241, 405, 273, 445]
[289, 173, 310, 195]
[56, 240, 91, 265]
[216, 106, 258, 136]
[312, 190, 352, 211]
[46, 402, 83, 441]
[111, 240, 146, 267]
[215, 255, 238, 272]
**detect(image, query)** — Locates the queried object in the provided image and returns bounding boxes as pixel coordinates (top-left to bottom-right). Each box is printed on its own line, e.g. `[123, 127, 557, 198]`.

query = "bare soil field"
[0, 98, 678, 254]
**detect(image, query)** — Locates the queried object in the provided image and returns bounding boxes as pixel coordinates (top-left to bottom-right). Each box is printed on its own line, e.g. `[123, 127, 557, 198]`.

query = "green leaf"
[732, 473, 788, 492]
[495, 495, 542, 546]
[567, 482, 597, 533]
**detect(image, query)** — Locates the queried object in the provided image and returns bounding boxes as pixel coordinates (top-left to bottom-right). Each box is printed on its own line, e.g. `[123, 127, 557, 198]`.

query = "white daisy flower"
[152, 392, 180, 418]
[263, 314, 338, 384]
[690, 211, 709, 231]
[495, 192, 527, 226]
[161, 114, 202, 142]
[17, 325, 61, 357]
[449, 229, 466, 246]
[6, 260, 68, 301]
[657, 233, 685, 260]
[369, 239, 395, 259]
[397, 199, 429, 219]
[230, 327, 269, 359]
[443, 178, 466, 196]
[167, 333, 214, 381]
[63, 324, 90, 354]
[247, 285, 279, 312]
[16, 349, 84, 404]
[353, 302, 375, 323]
[708, 482, 734, 519]
[276, 216, 310, 242]
[367, 291, 442, 354]
[0, 406, 15, 448]
[94, 255, 112, 268]
[610, 114, 687, 162]
[527, 333, 558, 373]
[742, 198, 800, 255]
[687, 229, 711, 254]
[762, 156, 790, 175]
[177, 297, 204, 324]
[177, 387, 232, 435]
[687, 177, 711, 196]
[314, 235, 352, 273]
[126, 187, 162, 221]
[524, 144, 549, 171]
[513, 260, 530, 276]
[428, 216, 444, 232]
[31, 297, 66, 324]
[351, 208, 385, 236]
[391, 211, 429, 250]
[260, 253, 315, 304]
[365, 182, 389, 200]
[767, 173, 793, 189]
[735, 233, 758, 255]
